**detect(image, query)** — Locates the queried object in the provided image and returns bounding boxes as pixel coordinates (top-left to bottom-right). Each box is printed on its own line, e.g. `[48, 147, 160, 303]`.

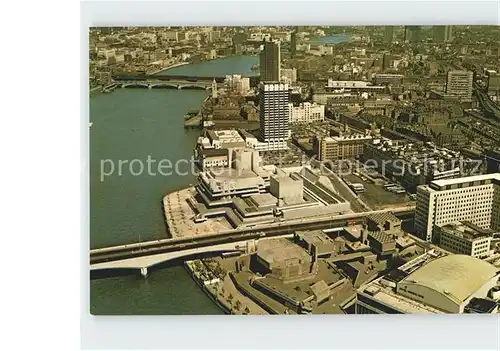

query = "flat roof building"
[435, 221, 493, 258]
[357, 251, 500, 314]
[415, 173, 500, 242]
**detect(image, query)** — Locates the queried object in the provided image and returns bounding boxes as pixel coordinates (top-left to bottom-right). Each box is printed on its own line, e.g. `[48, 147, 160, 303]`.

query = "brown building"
[315, 134, 372, 161]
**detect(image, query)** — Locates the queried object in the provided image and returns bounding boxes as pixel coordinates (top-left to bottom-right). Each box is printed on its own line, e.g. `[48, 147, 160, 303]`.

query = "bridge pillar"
[177, 85, 182, 90]
[140, 267, 148, 277]
[148, 85, 152, 90]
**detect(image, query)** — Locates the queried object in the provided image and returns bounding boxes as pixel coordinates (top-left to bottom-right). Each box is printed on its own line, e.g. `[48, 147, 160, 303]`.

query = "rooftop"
[400, 255, 499, 304]
[367, 212, 401, 225]
[257, 238, 312, 267]
[438, 221, 494, 240]
[430, 173, 500, 188]
[296, 230, 336, 246]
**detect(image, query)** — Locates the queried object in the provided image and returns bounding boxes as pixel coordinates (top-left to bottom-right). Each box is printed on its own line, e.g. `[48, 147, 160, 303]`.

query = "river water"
[89, 55, 258, 315]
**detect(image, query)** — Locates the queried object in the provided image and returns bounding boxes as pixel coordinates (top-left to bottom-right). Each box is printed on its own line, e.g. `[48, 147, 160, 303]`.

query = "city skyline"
[90, 25, 500, 316]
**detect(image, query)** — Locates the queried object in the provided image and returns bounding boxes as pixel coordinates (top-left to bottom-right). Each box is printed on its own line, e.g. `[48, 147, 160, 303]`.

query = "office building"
[446, 70, 473, 101]
[415, 174, 500, 242]
[433, 25, 453, 42]
[259, 82, 290, 150]
[289, 102, 325, 124]
[259, 40, 281, 82]
[435, 221, 492, 258]
[384, 26, 394, 43]
[290, 27, 297, 58]
[404, 26, 422, 43]
[316, 134, 372, 161]
[356, 250, 500, 314]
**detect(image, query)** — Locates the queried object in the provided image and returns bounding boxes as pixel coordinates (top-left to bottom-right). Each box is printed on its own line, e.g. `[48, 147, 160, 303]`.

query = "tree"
[228, 293, 234, 301]
[244, 307, 250, 314]
[234, 300, 242, 311]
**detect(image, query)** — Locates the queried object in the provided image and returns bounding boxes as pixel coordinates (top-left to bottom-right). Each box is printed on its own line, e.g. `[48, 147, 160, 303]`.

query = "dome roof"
[401, 255, 499, 303]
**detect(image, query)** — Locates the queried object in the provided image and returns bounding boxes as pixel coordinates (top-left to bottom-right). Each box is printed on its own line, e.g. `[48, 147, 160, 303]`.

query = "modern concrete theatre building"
[415, 173, 500, 242]
[356, 250, 500, 314]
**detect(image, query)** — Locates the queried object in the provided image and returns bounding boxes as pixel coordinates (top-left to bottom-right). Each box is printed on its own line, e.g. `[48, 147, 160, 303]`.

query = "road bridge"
[117, 80, 214, 90]
[89, 207, 415, 272]
[90, 240, 250, 276]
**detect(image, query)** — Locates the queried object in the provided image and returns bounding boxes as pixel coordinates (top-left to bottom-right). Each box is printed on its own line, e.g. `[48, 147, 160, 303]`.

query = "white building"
[435, 221, 492, 258]
[225, 74, 250, 94]
[259, 82, 290, 151]
[415, 174, 500, 242]
[288, 102, 325, 124]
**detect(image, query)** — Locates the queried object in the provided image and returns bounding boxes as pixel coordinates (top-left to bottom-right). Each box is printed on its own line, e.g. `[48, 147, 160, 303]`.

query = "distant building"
[404, 26, 422, 43]
[316, 134, 372, 161]
[289, 102, 325, 124]
[259, 82, 290, 150]
[281, 68, 297, 84]
[290, 28, 297, 58]
[446, 70, 473, 101]
[374, 74, 404, 85]
[415, 174, 500, 242]
[384, 26, 394, 43]
[435, 221, 492, 258]
[259, 40, 281, 82]
[356, 251, 500, 314]
[433, 25, 453, 42]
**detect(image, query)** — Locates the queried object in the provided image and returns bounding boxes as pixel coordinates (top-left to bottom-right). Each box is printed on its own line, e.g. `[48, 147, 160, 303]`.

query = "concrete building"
[316, 134, 372, 161]
[205, 129, 246, 149]
[289, 102, 325, 124]
[269, 171, 304, 206]
[255, 238, 314, 283]
[259, 40, 281, 82]
[361, 140, 477, 192]
[435, 221, 493, 258]
[366, 212, 402, 235]
[415, 174, 500, 242]
[197, 148, 229, 170]
[446, 70, 473, 101]
[295, 230, 337, 257]
[259, 82, 290, 150]
[433, 25, 453, 43]
[356, 251, 500, 314]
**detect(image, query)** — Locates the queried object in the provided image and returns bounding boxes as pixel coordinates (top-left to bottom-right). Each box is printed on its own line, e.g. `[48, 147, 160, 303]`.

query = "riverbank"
[184, 258, 267, 315]
[148, 61, 191, 75]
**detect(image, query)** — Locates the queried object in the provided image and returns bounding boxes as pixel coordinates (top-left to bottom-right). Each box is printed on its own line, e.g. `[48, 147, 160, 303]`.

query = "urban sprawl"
[90, 26, 500, 315]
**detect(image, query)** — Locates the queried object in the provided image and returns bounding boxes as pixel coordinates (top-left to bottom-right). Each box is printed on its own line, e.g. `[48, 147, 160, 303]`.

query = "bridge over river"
[89, 206, 415, 276]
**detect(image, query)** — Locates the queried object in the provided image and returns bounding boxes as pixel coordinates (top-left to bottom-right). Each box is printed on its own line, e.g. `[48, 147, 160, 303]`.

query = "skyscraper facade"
[433, 25, 453, 42]
[384, 26, 394, 43]
[290, 29, 297, 58]
[259, 82, 290, 150]
[404, 26, 422, 43]
[259, 40, 281, 82]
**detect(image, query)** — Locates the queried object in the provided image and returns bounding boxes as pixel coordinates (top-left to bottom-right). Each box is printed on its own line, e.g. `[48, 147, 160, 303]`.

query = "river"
[89, 55, 258, 315]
